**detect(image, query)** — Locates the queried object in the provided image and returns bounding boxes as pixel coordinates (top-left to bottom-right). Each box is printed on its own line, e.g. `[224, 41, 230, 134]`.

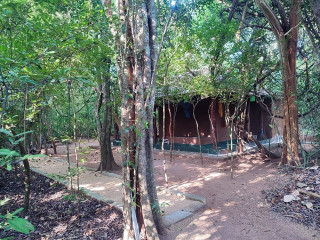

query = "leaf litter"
[0, 167, 123, 239]
[262, 165, 320, 230]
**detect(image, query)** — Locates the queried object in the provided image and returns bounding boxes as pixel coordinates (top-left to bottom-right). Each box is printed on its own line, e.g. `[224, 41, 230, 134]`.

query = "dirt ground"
[47, 140, 320, 240]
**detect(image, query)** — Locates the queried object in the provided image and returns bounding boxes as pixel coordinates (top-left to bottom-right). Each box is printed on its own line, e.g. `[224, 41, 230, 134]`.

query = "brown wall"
[248, 98, 272, 139]
[158, 98, 231, 144]
[158, 97, 273, 145]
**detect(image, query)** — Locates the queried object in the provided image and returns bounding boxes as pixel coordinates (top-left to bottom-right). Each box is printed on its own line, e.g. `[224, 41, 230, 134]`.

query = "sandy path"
[46, 140, 319, 239]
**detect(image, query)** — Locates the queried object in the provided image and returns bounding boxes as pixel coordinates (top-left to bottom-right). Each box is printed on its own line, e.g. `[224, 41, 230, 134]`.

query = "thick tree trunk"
[236, 102, 247, 154]
[114, 0, 166, 236]
[95, 64, 119, 171]
[254, 0, 301, 165]
[279, 39, 300, 164]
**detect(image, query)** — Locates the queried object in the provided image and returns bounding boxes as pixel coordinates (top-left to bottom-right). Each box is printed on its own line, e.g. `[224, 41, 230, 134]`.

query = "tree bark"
[209, 98, 217, 149]
[95, 62, 119, 171]
[114, 0, 166, 236]
[254, 0, 301, 165]
[192, 98, 203, 163]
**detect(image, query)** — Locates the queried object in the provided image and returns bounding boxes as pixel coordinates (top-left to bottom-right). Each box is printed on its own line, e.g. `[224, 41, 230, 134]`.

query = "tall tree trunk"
[95, 62, 119, 171]
[114, 0, 166, 236]
[208, 98, 217, 149]
[192, 98, 203, 163]
[235, 100, 247, 154]
[167, 100, 173, 162]
[254, 0, 301, 165]
[161, 98, 169, 187]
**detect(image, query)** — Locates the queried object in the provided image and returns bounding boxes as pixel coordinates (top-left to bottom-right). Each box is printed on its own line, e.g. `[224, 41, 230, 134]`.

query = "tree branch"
[254, 0, 283, 37]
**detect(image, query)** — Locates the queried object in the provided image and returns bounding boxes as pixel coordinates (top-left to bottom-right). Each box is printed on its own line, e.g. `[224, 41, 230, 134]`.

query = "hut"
[154, 95, 273, 153]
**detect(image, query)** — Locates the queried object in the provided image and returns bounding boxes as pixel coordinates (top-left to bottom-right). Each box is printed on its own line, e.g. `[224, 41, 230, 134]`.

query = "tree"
[95, 60, 120, 171]
[113, 0, 166, 238]
[254, 0, 301, 165]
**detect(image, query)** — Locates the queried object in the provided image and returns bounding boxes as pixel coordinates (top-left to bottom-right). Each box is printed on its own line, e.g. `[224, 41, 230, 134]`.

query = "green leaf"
[15, 131, 33, 137]
[1, 236, 14, 240]
[8, 218, 34, 234]
[0, 129, 13, 137]
[10, 208, 24, 216]
[0, 198, 10, 206]
[0, 149, 20, 157]
[13, 137, 25, 145]
[6, 163, 12, 171]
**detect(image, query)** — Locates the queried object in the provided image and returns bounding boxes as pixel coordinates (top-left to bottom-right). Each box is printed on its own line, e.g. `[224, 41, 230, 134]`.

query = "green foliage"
[0, 0, 115, 142]
[63, 194, 77, 202]
[0, 129, 45, 169]
[0, 199, 35, 235]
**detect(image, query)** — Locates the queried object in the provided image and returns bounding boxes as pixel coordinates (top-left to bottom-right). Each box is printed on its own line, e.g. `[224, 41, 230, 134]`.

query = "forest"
[0, 0, 320, 239]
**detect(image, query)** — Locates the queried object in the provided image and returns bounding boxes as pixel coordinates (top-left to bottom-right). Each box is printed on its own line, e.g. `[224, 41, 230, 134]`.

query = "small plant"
[63, 194, 77, 202]
[0, 199, 34, 236]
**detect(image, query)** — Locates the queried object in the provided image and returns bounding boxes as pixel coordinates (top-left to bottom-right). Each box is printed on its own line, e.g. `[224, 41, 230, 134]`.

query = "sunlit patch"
[89, 186, 105, 191]
[204, 172, 222, 181]
[46, 191, 64, 201]
[224, 201, 236, 207]
[248, 176, 269, 184]
[53, 223, 67, 233]
[220, 215, 228, 222]
[199, 215, 209, 221]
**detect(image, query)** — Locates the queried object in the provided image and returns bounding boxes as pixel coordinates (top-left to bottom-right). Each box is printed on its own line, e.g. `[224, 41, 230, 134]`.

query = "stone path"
[29, 157, 206, 227]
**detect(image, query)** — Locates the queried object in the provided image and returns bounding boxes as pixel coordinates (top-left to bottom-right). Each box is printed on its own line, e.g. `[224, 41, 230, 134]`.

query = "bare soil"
[5, 139, 319, 239]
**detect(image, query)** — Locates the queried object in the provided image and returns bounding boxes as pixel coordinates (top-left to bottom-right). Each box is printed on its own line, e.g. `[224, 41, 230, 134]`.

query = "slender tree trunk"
[161, 98, 168, 187]
[83, 92, 91, 141]
[171, 103, 178, 162]
[49, 105, 57, 154]
[192, 98, 203, 163]
[208, 98, 217, 149]
[167, 100, 173, 162]
[66, 80, 73, 191]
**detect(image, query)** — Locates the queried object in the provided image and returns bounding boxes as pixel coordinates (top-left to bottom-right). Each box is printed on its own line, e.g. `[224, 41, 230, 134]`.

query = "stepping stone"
[163, 210, 192, 227]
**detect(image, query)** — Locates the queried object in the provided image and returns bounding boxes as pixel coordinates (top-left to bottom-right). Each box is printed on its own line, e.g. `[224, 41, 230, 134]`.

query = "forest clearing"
[1, 140, 320, 239]
[1, 0, 320, 239]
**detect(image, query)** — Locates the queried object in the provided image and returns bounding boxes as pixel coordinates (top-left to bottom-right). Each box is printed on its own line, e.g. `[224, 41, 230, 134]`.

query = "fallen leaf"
[284, 195, 295, 203]
[306, 202, 313, 209]
[296, 182, 307, 188]
[291, 190, 299, 197]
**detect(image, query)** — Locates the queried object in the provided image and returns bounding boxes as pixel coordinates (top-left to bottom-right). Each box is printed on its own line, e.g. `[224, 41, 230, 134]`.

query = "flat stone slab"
[163, 210, 193, 227]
